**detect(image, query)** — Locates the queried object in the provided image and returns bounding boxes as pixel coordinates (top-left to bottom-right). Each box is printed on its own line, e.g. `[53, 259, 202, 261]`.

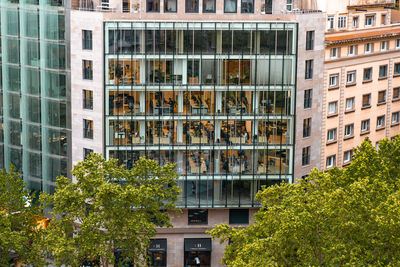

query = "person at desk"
[167, 97, 174, 106]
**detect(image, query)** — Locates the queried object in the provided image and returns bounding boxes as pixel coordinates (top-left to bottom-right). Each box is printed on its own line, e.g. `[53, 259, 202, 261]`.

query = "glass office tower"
[105, 22, 296, 207]
[0, 0, 70, 194]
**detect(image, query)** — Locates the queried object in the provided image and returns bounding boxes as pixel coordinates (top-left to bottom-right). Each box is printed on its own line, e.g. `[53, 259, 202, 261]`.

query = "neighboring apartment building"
[319, 0, 400, 169]
[0, 1, 71, 195]
[69, 0, 323, 265]
[0, 0, 325, 265]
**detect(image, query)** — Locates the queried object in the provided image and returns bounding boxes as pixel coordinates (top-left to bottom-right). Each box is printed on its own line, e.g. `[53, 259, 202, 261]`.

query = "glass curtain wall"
[0, 0, 70, 194]
[105, 22, 296, 208]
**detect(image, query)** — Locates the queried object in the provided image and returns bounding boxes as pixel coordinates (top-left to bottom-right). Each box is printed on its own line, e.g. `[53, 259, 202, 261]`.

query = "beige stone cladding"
[70, 10, 105, 173]
[294, 12, 325, 181]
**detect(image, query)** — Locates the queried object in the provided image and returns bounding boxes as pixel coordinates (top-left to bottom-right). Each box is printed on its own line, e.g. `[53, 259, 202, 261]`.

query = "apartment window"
[327, 128, 337, 142]
[381, 41, 387, 51]
[361, 119, 370, 133]
[83, 148, 93, 159]
[188, 209, 208, 225]
[328, 101, 338, 115]
[396, 39, 400, 49]
[394, 63, 400, 75]
[83, 60, 93, 80]
[392, 112, 400, 125]
[302, 146, 311, 166]
[381, 14, 387, 25]
[343, 150, 353, 164]
[377, 115, 385, 128]
[329, 74, 339, 87]
[393, 87, 400, 100]
[304, 89, 312, 109]
[229, 209, 249, 224]
[83, 119, 93, 139]
[327, 16, 335, 30]
[345, 97, 355, 111]
[379, 65, 388, 78]
[362, 94, 371, 108]
[203, 0, 215, 12]
[303, 118, 311, 138]
[286, 0, 292, 11]
[305, 60, 313, 79]
[347, 71, 356, 84]
[186, 0, 199, 12]
[224, 0, 237, 13]
[330, 47, 339, 58]
[82, 30, 92, 50]
[306, 31, 314, 50]
[165, 0, 177, 12]
[363, 67, 372, 81]
[338, 16, 347, 29]
[344, 124, 354, 137]
[83, 89, 93, 109]
[365, 43, 372, 54]
[365, 15, 374, 26]
[353, 16, 359, 28]
[348, 45, 356, 56]
[147, 0, 160, 12]
[326, 155, 336, 168]
[241, 0, 253, 13]
[378, 90, 386, 104]
[264, 0, 273, 14]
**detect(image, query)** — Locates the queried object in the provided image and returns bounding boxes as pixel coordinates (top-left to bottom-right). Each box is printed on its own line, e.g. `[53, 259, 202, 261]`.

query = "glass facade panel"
[0, 2, 70, 194]
[105, 22, 296, 208]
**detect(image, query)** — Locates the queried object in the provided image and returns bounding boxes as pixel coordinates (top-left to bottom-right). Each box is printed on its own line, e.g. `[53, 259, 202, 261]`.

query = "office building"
[0, 0, 71, 195]
[70, 0, 323, 265]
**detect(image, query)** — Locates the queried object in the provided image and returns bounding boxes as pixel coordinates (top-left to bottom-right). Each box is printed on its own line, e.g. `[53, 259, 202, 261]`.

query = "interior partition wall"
[0, 0, 70, 194]
[104, 22, 297, 208]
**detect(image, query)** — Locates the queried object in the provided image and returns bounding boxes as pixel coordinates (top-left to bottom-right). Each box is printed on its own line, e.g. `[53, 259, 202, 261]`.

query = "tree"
[0, 166, 47, 266]
[41, 154, 180, 266]
[209, 136, 400, 266]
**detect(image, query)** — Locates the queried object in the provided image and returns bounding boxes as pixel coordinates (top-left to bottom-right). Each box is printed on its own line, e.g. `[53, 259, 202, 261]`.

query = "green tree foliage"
[210, 137, 400, 266]
[41, 154, 180, 266]
[0, 167, 47, 266]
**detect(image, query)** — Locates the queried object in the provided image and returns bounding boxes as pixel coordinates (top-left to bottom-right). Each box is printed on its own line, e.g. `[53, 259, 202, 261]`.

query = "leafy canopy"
[41, 154, 180, 266]
[209, 137, 400, 266]
[0, 167, 47, 266]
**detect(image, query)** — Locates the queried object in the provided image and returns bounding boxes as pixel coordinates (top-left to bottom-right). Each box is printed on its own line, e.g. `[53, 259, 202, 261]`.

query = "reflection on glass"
[147, 0, 160, 12]
[203, 0, 215, 12]
[186, 0, 199, 12]
[241, 0, 253, 13]
[224, 0, 237, 12]
[165, 0, 177, 12]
